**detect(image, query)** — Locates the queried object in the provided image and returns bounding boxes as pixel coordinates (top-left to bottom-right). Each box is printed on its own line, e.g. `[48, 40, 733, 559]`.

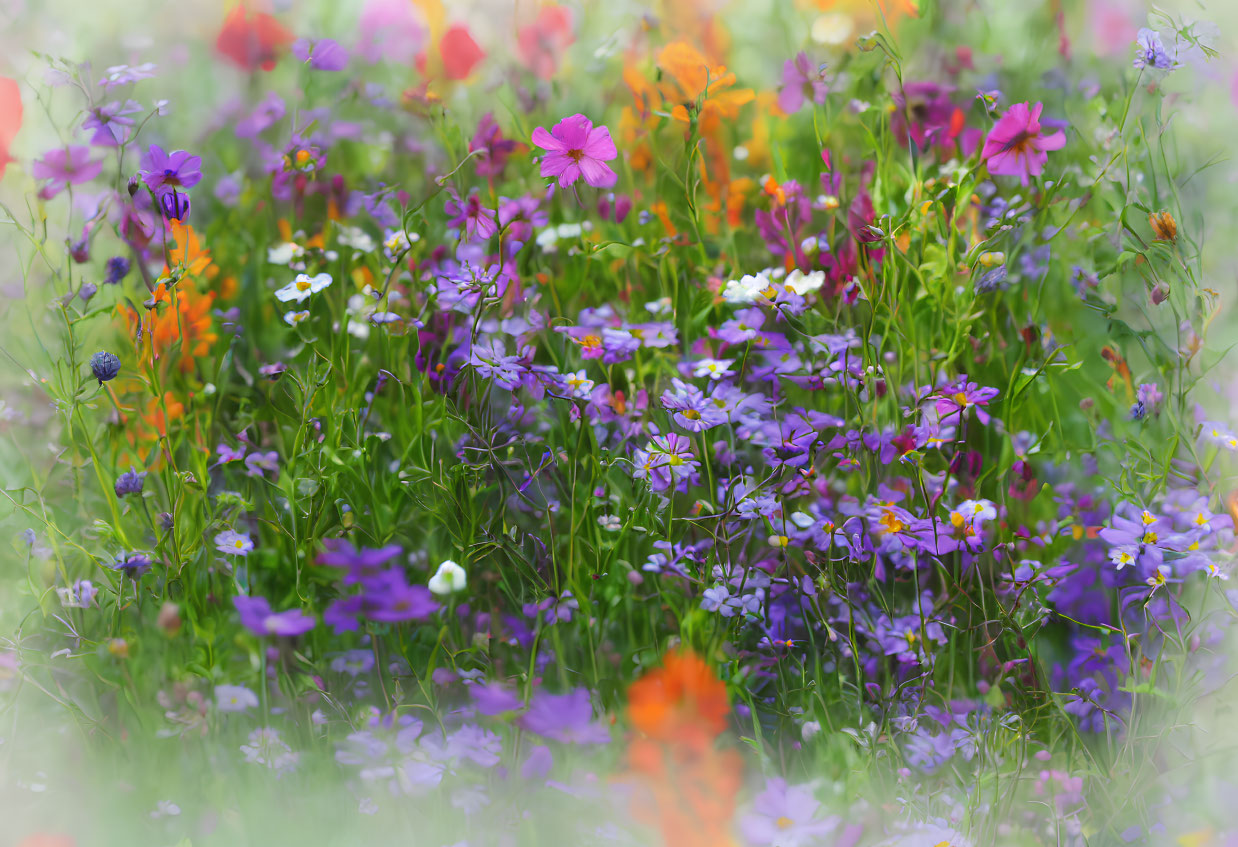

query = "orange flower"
[120, 282, 218, 374]
[164, 221, 213, 279]
[657, 42, 754, 135]
[623, 650, 741, 847]
[628, 649, 730, 744]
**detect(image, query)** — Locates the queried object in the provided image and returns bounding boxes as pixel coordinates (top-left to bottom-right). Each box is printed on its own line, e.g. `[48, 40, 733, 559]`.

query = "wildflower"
[520, 688, 611, 744]
[215, 5, 292, 72]
[245, 451, 279, 479]
[981, 102, 1066, 185]
[215, 530, 254, 557]
[357, 0, 425, 65]
[778, 52, 828, 114]
[107, 551, 153, 579]
[469, 113, 519, 179]
[1133, 28, 1177, 70]
[428, 560, 467, 595]
[531, 114, 618, 189]
[517, 5, 574, 80]
[292, 38, 349, 71]
[89, 351, 121, 385]
[284, 310, 310, 326]
[444, 189, 498, 241]
[275, 272, 333, 303]
[439, 25, 485, 80]
[82, 100, 142, 147]
[31, 146, 102, 199]
[232, 595, 316, 638]
[1149, 210, 1177, 242]
[215, 684, 259, 712]
[934, 377, 1000, 425]
[240, 727, 299, 776]
[114, 469, 147, 497]
[139, 144, 202, 193]
[693, 358, 736, 380]
[739, 778, 838, 847]
[99, 63, 156, 87]
[0, 77, 18, 181]
[159, 190, 191, 221]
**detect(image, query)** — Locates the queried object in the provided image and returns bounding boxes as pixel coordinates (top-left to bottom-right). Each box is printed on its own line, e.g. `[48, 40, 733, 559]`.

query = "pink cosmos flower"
[531, 114, 617, 189]
[981, 102, 1065, 186]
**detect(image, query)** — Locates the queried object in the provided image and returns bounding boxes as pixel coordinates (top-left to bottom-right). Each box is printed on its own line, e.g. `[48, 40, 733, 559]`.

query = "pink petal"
[578, 156, 617, 189]
[582, 125, 617, 161]
[531, 126, 563, 153]
[1037, 129, 1066, 151]
[556, 161, 582, 187]
[551, 114, 592, 149]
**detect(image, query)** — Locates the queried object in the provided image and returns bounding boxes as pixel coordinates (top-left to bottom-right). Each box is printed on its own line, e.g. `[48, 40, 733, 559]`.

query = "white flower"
[693, 358, 736, 380]
[283, 310, 310, 326]
[1108, 545, 1138, 570]
[338, 226, 376, 253]
[275, 273, 333, 303]
[598, 515, 621, 531]
[429, 560, 467, 595]
[783, 268, 826, 296]
[722, 272, 772, 305]
[956, 499, 998, 526]
[267, 242, 306, 265]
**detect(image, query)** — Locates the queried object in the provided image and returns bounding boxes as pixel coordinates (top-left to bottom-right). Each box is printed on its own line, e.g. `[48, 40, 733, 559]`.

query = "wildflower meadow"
[3, 0, 1238, 844]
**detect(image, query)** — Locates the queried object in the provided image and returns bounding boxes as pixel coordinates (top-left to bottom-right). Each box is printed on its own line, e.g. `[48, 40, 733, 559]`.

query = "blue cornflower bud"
[104, 256, 131, 285]
[114, 469, 147, 498]
[89, 350, 121, 385]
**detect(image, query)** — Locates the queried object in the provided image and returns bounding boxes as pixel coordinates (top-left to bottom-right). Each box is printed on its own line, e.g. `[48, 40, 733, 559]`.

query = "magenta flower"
[778, 52, 828, 114]
[32, 146, 103, 198]
[981, 101, 1066, 186]
[530, 114, 617, 189]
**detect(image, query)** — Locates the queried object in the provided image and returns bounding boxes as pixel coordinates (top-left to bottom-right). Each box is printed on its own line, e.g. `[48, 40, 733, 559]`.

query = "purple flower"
[217, 442, 246, 464]
[361, 572, 440, 623]
[240, 727, 299, 776]
[32, 146, 103, 198]
[245, 450, 280, 479]
[139, 144, 202, 193]
[83, 100, 142, 147]
[104, 256, 131, 285]
[519, 688, 611, 744]
[445, 189, 497, 242]
[158, 189, 191, 221]
[1134, 28, 1177, 70]
[934, 377, 1000, 425]
[107, 551, 152, 579]
[531, 114, 618, 189]
[99, 63, 156, 88]
[739, 778, 837, 846]
[318, 539, 404, 584]
[114, 469, 147, 497]
[233, 595, 317, 638]
[469, 682, 521, 715]
[292, 37, 349, 71]
[778, 52, 828, 114]
[470, 113, 519, 179]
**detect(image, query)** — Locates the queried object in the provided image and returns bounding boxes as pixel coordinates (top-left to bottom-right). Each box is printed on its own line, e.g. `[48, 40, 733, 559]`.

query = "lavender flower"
[114, 469, 147, 497]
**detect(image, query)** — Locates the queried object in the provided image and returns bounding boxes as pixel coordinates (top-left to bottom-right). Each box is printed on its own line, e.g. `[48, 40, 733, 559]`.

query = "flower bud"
[89, 350, 121, 385]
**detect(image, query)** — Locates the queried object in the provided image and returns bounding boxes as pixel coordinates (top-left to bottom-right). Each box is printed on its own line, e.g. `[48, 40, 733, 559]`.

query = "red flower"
[517, 5, 574, 80]
[215, 4, 293, 72]
[439, 25, 484, 80]
[0, 76, 21, 179]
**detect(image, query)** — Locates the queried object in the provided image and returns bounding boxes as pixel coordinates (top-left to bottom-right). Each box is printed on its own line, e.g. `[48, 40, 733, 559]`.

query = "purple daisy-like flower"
[83, 100, 142, 147]
[32, 146, 103, 199]
[139, 144, 202, 193]
[739, 777, 838, 846]
[233, 594, 316, 638]
[519, 688, 611, 744]
[292, 37, 350, 71]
